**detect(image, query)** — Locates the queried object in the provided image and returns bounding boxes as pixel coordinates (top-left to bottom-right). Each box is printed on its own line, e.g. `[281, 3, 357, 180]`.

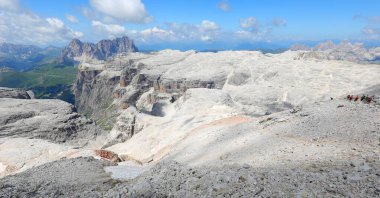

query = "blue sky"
[0, 0, 379, 50]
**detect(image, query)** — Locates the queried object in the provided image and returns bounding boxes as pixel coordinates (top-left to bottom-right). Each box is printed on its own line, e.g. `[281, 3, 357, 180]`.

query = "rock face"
[60, 36, 138, 64]
[74, 69, 120, 132]
[0, 87, 33, 99]
[0, 98, 102, 146]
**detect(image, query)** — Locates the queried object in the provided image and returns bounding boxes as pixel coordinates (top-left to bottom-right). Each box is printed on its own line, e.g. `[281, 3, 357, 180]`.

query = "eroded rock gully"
[75, 55, 221, 145]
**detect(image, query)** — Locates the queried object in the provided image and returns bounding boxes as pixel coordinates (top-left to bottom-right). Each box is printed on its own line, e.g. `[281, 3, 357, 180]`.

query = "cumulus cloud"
[91, 17, 282, 45]
[217, 0, 230, 11]
[0, 9, 83, 45]
[0, 0, 19, 10]
[66, 14, 79, 23]
[235, 17, 282, 41]
[92, 20, 126, 37]
[363, 27, 380, 35]
[95, 20, 221, 44]
[89, 21, 170, 42]
[165, 20, 220, 42]
[356, 15, 380, 40]
[240, 17, 259, 33]
[140, 27, 176, 41]
[200, 35, 212, 42]
[91, 21, 177, 42]
[201, 20, 220, 31]
[90, 0, 152, 23]
[362, 26, 380, 40]
[234, 29, 272, 41]
[272, 18, 287, 27]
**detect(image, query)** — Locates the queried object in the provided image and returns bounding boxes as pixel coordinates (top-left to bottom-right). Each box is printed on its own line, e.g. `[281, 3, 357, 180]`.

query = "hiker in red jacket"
[354, 95, 359, 101]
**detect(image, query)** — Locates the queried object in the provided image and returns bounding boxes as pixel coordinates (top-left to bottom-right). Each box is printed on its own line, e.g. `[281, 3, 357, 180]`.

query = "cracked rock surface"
[0, 98, 102, 146]
[0, 87, 33, 99]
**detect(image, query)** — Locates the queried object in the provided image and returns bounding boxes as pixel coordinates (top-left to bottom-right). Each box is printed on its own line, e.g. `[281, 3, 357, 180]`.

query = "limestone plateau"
[0, 37, 379, 197]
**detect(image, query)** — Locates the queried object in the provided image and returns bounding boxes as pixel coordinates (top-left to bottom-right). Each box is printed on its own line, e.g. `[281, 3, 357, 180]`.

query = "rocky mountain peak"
[68, 39, 83, 49]
[59, 36, 138, 64]
[314, 40, 336, 51]
[289, 44, 311, 51]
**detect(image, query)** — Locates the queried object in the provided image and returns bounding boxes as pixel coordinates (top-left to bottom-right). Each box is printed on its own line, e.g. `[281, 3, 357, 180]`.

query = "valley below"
[0, 40, 379, 197]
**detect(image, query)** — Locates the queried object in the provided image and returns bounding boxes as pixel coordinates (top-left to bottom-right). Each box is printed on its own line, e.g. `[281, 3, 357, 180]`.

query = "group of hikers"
[346, 94, 375, 104]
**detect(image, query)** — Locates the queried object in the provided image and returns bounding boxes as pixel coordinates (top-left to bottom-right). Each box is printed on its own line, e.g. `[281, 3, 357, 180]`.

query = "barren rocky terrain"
[0, 47, 379, 197]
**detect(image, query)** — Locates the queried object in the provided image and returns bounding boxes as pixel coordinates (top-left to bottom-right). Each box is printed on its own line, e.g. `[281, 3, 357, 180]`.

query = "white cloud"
[217, 1, 230, 12]
[165, 20, 220, 43]
[91, 21, 175, 42]
[92, 20, 126, 37]
[90, 0, 152, 23]
[234, 29, 272, 42]
[200, 35, 212, 42]
[236, 17, 275, 42]
[238, 17, 279, 40]
[140, 27, 175, 41]
[90, 18, 279, 45]
[66, 14, 79, 23]
[363, 27, 380, 35]
[272, 18, 287, 27]
[362, 27, 380, 39]
[357, 15, 380, 40]
[240, 17, 259, 33]
[107, 20, 222, 44]
[201, 20, 220, 32]
[0, 9, 83, 45]
[46, 18, 65, 29]
[0, 0, 19, 10]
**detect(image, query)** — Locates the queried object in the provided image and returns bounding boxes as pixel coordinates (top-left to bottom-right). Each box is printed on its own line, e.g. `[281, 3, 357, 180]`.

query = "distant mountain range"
[290, 40, 380, 63]
[0, 43, 61, 71]
[2, 38, 380, 73]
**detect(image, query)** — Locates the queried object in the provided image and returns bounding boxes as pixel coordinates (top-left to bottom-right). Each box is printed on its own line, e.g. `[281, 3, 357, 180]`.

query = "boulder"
[0, 98, 103, 146]
[0, 87, 33, 99]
